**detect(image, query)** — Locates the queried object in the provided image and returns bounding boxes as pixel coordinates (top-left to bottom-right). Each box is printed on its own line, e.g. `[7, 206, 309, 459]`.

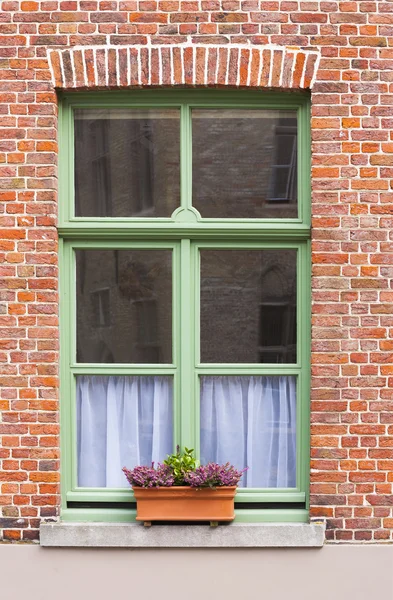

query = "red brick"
[0, 0, 392, 546]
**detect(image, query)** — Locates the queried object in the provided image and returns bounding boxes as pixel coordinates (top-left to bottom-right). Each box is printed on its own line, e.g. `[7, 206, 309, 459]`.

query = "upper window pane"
[76, 249, 172, 363]
[74, 109, 180, 218]
[192, 109, 298, 219]
[200, 249, 297, 363]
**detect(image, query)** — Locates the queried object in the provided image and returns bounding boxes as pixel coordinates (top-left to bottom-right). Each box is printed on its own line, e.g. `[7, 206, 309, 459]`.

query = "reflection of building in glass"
[192, 111, 298, 219]
[74, 110, 181, 218]
[201, 250, 296, 363]
[268, 120, 297, 203]
[74, 110, 298, 366]
[134, 299, 160, 363]
[200, 250, 297, 364]
[76, 250, 172, 364]
[258, 267, 297, 363]
[75, 110, 297, 221]
[91, 288, 111, 328]
[77, 249, 296, 366]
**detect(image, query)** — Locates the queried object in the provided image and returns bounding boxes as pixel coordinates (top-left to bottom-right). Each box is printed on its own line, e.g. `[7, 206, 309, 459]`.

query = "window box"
[133, 486, 236, 525]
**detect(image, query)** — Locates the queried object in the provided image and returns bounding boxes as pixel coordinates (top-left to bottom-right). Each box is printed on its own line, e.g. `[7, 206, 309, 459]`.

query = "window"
[59, 91, 311, 522]
[268, 121, 298, 204]
[91, 288, 111, 328]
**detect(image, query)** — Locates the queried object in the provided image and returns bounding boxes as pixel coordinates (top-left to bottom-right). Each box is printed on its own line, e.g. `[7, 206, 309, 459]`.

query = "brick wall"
[1, 0, 393, 543]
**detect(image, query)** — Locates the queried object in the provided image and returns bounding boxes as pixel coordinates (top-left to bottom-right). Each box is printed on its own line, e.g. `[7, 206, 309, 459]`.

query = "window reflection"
[192, 109, 298, 219]
[268, 120, 297, 203]
[75, 109, 180, 218]
[76, 249, 172, 363]
[200, 249, 297, 363]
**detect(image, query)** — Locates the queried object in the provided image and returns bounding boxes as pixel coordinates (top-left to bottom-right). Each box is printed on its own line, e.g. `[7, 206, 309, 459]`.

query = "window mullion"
[179, 238, 196, 450]
[180, 103, 192, 210]
[178, 103, 197, 452]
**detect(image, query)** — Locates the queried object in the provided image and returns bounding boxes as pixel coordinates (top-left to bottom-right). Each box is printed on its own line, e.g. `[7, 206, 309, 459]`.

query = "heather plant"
[123, 448, 247, 488]
[122, 464, 174, 488]
[183, 463, 247, 488]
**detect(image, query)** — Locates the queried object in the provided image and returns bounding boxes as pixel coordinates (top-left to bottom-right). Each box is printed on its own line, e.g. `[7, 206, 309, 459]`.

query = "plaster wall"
[1, 545, 392, 600]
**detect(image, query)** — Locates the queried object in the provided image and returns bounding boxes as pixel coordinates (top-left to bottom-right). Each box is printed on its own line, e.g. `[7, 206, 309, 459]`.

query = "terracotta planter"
[133, 486, 236, 525]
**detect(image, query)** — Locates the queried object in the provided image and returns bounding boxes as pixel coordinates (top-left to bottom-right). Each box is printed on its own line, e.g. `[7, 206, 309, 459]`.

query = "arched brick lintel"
[49, 45, 320, 91]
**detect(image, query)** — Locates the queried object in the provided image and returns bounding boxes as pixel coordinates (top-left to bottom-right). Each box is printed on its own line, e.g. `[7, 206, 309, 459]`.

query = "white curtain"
[77, 374, 296, 489]
[77, 376, 173, 487]
[200, 376, 296, 488]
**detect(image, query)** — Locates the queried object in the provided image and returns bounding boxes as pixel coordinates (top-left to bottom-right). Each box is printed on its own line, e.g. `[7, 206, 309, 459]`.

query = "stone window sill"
[40, 521, 325, 548]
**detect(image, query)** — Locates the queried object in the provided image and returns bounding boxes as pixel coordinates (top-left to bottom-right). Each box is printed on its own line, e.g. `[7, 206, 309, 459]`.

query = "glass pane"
[200, 376, 296, 488]
[76, 249, 172, 363]
[75, 109, 180, 217]
[77, 375, 173, 487]
[200, 249, 297, 363]
[192, 109, 298, 218]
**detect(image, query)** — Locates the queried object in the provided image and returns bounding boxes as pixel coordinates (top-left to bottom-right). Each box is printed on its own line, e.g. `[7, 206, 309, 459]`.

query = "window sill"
[40, 521, 325, 548]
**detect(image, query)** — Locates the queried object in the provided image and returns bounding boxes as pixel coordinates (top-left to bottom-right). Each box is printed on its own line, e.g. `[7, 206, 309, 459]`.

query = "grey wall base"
[2, 544, 393, 600]
[40, 521, 325, 547]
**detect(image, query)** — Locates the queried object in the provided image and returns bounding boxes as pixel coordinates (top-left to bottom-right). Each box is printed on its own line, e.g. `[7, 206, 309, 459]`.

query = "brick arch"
[49, 44, 320, 91]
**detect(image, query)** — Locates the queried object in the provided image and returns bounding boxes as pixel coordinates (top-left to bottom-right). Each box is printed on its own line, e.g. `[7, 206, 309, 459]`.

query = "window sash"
[61, 239, 309, 504]
[59, 90, 311, 229]
[59, 91, 311, 514]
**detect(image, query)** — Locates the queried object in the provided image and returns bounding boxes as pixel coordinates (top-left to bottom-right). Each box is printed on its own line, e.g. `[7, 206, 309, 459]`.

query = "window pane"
[77, 376, 173, 487]
[192, 109, 298, 218]
[76, 249, 172, 363]
[75, 109, 180, 218]
[200, 249, 297, 363]
[200, 376, 296, 488]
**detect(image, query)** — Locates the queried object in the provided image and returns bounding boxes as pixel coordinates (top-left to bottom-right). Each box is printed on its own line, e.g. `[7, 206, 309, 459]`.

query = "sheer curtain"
[77, 374, 296, 489]
[200, 376, 296, 488]
[77, 375, 173, 487]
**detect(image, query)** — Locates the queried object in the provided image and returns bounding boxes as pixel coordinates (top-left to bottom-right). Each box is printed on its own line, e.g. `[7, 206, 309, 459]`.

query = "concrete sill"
[40, 522, 325, 548]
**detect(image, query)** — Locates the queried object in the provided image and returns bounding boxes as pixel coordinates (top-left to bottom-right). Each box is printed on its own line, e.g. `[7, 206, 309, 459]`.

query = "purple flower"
[183, 463, 248, 488]
[123, 455, 248, 488]
[122, 463, 175, 488]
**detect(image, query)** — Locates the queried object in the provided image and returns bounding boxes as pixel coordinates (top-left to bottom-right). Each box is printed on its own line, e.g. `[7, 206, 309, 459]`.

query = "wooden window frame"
[59, 90, 311, 523]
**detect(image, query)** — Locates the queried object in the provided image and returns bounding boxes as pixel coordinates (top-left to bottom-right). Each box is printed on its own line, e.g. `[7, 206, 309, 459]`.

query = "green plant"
[163, 446, 200, 485]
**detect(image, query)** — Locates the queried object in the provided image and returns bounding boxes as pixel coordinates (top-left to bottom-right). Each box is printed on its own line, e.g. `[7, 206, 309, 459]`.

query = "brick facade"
[1, 0, 393, 543]
[48, 44, 319, 88]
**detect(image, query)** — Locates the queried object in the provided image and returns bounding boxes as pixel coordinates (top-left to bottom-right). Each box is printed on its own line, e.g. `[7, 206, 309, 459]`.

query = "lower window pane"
[200, 376, 296, 488]
[77, 375, 173, 487]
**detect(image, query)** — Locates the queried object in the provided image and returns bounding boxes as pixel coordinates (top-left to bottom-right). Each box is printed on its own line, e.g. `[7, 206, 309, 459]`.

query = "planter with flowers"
[123, 447, 246, 526]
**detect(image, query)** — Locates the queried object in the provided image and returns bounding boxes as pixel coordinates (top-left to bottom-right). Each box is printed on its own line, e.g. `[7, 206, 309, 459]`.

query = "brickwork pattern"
[48, 44, 319, 88]
[1, 0, 393, 543]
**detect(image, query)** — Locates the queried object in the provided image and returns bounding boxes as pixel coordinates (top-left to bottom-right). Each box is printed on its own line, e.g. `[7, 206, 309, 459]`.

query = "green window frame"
[59, 90, 311, 523]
